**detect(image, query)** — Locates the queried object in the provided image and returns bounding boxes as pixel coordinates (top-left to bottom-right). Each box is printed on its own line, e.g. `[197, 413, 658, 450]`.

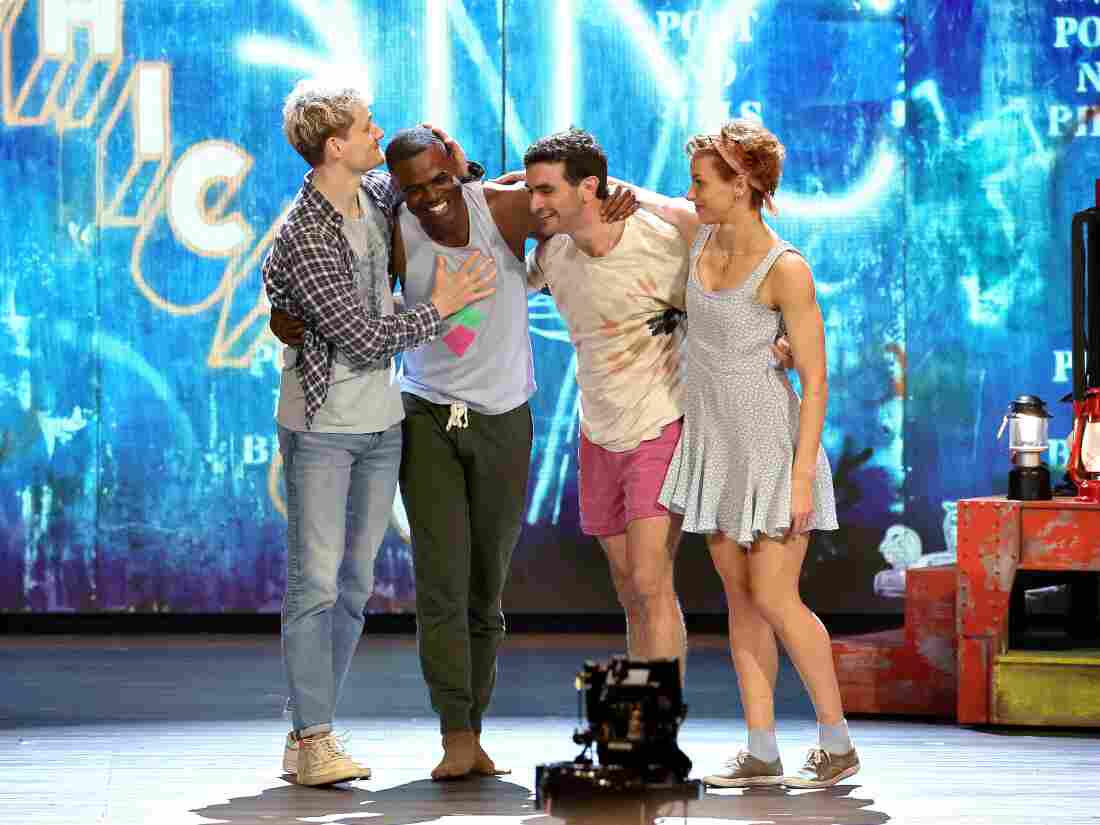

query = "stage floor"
[2, 634, 1098, 824]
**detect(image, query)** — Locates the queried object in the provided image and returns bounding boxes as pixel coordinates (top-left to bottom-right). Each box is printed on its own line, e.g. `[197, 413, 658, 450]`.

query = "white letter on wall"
[166, 141, 254, 258]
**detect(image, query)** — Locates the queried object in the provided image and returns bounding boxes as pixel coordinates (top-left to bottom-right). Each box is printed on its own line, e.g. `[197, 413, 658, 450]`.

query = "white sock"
[818, 719, 852, 755]
[747, 728, 780, 763]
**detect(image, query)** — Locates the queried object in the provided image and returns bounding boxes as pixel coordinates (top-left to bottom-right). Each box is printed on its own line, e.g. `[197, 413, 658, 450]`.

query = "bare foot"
[431, 730, 476, 781]
[472, 736, 511, 776]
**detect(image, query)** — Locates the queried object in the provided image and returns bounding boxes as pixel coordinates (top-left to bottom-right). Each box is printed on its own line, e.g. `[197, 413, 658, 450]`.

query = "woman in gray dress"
[631, 119, 857, 789]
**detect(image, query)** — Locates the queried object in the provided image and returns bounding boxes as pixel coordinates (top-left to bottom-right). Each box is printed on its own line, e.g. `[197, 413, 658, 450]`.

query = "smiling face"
[327, 104, 385, 173]
[524, 160, 590, 236]
[391, 144, 466, 235]
[685, 152, 747, 224]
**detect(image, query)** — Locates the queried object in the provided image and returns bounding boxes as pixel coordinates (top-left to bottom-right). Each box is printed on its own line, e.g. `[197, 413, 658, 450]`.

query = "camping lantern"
[997, 395, 1053, 501]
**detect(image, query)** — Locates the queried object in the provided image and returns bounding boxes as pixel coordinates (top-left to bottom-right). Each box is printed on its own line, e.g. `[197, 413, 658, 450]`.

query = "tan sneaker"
[282, 732, 299, 775]
[784, 747, 860, 788]
[296, 733, 371, 786]
[703, 749, 784, 788]
[286, 731, 357, 776]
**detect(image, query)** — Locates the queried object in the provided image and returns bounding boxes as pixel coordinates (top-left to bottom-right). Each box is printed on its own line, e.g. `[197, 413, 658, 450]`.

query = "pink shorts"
[578, 418, 683, 537]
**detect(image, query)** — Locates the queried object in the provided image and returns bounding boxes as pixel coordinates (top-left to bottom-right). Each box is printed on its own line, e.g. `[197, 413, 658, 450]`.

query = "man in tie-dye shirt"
[524, 128, 692, 683]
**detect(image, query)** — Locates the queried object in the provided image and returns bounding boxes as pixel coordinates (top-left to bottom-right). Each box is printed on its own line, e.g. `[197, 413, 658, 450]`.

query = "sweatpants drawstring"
[446, 401, 469, 431]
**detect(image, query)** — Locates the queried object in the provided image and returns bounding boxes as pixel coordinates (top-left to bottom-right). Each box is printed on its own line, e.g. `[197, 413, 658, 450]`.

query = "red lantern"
[1068, 389, 1100, 502]
[1067, 180, 1100, 502]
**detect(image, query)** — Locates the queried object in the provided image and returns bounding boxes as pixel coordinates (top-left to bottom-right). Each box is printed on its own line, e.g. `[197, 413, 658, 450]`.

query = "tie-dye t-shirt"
[527, 209, 688, 451]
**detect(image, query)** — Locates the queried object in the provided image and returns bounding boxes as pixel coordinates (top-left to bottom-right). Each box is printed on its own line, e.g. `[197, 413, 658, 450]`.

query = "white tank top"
[398, 183, 536, 415]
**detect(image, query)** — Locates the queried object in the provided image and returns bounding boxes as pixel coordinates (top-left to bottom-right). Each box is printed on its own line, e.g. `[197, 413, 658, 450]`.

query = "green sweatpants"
[399, 393, 533, 733]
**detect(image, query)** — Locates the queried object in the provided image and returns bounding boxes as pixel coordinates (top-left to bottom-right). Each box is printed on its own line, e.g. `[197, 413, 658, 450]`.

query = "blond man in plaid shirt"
[262, 78, 494, 787]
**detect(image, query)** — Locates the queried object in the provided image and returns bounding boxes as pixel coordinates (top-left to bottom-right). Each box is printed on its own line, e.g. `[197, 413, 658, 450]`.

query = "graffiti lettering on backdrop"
[1050, 13, 1100, 136]
[0, 0, 928, 613]
[3, 0, 289, 515]
[1, 0, 1095, 614]
[0, 0, 296, 613]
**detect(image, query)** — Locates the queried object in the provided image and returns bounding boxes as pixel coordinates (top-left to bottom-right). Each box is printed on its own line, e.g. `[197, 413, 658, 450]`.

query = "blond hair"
[281, 79, 369, 167]
[686, 119, 785, 211]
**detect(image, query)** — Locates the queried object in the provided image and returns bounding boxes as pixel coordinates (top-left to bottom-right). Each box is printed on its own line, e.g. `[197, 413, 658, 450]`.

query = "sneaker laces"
[802, 747, 829, 771]
[446, 401, 469, 431]
[723, 750, 751, 770]
[310, 732, 353, 761]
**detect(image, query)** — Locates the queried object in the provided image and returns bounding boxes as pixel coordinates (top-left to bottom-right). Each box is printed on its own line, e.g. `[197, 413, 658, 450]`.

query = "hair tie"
[709, 135, 778, 215]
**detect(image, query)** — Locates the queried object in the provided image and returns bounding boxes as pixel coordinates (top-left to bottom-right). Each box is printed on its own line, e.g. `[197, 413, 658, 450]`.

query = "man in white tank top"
[385, 128, 540, 781]
[382, 127, 639, 781]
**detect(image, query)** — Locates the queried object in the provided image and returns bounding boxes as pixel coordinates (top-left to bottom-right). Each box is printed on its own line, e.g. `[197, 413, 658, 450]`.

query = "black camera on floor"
[536, 657, 701, 812]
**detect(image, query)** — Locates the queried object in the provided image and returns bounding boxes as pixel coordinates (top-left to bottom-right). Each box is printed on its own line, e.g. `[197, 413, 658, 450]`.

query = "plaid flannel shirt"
[263, 169, 442, 429]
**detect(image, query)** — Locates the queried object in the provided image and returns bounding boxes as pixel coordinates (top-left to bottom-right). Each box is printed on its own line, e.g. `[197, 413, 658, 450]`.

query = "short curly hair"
[523, 127, 609, 199]
[686, 119, 785, 211]
[384, 126, 446, 169]
[281, 79, 369, 168]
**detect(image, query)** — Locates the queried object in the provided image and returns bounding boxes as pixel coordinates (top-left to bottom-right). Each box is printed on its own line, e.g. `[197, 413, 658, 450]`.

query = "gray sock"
[819, 719, 852, 755]
[747, 728, 780, 764]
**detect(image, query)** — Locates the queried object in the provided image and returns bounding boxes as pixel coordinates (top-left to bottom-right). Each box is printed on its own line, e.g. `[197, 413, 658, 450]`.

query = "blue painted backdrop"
[0, 0, 1094, 614]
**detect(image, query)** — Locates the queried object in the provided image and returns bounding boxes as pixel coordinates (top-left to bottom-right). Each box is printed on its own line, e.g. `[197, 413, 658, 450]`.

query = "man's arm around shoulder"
[483, 182, 539, 262]
[607, 177, 700, 243]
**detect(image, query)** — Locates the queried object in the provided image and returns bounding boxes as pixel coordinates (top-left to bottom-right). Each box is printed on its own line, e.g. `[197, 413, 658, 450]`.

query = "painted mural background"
[0, 0, 1094, 615]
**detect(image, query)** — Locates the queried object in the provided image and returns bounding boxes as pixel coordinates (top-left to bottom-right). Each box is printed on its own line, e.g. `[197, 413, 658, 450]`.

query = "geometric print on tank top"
[441, 303, 484, 357]
[658, 224, 838, 545]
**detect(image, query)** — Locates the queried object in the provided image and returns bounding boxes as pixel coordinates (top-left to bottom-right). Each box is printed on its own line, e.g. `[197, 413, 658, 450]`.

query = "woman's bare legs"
[708, 533, 779, 731]
[745, 532, 844, 726]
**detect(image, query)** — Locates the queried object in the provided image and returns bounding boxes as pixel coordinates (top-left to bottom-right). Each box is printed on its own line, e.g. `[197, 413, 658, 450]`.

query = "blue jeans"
[278, 423, 401, 738]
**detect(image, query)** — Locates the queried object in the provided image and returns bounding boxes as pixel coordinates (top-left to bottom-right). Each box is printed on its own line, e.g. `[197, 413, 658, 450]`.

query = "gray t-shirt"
[277, 191, 405, 433]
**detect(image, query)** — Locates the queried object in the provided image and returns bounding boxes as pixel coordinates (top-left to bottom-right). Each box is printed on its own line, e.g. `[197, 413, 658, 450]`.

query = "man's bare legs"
[602, 537, 641, 656]
[600, 514, 686, 670]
